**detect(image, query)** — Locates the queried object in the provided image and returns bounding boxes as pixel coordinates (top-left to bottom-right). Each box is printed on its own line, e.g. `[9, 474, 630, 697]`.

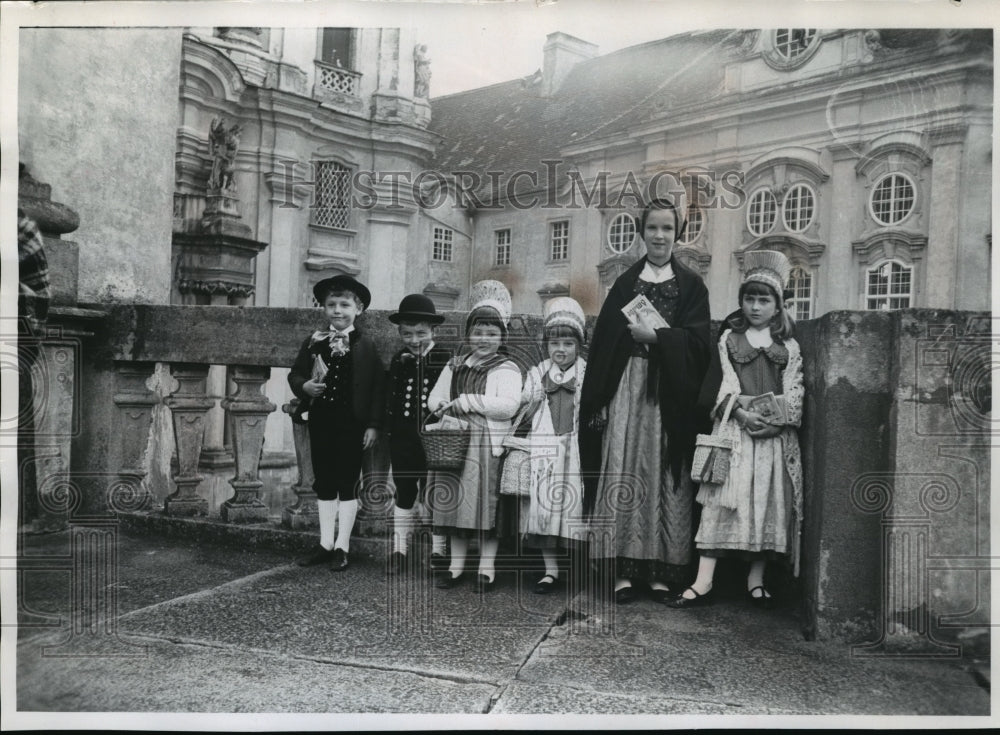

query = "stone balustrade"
[39, 304, 991, 651]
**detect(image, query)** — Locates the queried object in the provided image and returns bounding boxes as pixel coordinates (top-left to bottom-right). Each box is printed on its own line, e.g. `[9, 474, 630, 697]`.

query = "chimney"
[542, 32, 598, 96]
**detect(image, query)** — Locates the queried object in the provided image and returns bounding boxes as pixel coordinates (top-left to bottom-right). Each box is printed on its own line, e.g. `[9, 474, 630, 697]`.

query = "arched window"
[782, 183, 815, 232]
[785, 266, 813, 320]
[870, 173, 916, 226]
[747, 188, 777, 236]
[866, 260, 912, 310]
[607, 213, 636, 254]
[677, 205, 704, 245]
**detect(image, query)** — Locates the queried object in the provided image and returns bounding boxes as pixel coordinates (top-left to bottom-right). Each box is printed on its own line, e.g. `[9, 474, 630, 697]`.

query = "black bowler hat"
[313, 275, 372, 309]
[389, 293, 445, 325]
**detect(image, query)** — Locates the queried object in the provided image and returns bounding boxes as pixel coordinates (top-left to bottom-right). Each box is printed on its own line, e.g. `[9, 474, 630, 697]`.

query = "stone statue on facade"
[413, 44, 431, 98]
[208, 118, 242, 193]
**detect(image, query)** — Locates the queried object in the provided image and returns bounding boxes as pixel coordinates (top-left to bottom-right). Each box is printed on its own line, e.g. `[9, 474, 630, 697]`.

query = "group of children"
[288, 197, 804, 608]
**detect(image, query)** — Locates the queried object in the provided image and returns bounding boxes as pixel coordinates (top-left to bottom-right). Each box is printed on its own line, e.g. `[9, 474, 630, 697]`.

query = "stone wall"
[66, 305, 990, 650]
[18, 28, 183, 304]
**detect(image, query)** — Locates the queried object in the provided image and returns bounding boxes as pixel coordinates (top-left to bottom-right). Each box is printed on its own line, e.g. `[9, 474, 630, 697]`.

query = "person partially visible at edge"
[578, 196, 712, 605]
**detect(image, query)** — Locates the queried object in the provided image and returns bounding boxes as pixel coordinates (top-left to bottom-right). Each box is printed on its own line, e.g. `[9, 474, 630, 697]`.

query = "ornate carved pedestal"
[281, 398, 319, 529]
[163, 364, 215, 516]
[220, 366, 275, 523]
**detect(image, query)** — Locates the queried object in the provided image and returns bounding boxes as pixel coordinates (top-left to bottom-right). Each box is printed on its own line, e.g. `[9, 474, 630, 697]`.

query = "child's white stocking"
[448, 536, 467, 577]
[392, 505, 416, 555]
[318, 499, 338, 550]
[478, 538, 500, 582]
[335, 499, 358, 552]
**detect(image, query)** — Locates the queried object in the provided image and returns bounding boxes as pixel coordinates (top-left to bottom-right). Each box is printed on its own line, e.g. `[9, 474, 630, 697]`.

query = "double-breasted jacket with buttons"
[384, 344, 452, 438]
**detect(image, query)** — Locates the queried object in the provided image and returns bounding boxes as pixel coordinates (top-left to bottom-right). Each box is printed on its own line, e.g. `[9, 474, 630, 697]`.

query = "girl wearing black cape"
[579, 197, 712, 604]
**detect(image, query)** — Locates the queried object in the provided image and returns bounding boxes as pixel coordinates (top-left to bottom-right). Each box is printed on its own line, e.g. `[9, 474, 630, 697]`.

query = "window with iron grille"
[866, 260, 912, 310]
[786, 266, 813, 320]
[311, 161, 352, 230]
[783, 183, 815, 232]
[677, 205, 704, 244]
[432, 227, 454, 262]
[870, 173, 915, 226]
[774, 29, 817, 59]
[550, 220, 569, 261]
[495, 229, 511, 266]
[607, 213, 636, 253]
[747, 188, 777, 236]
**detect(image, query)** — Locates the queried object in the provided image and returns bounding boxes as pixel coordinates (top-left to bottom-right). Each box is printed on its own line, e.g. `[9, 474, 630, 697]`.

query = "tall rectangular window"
[320, 28, 355, 69]
[432, 227, 454, 262]
[550, 220, 569, 261]
[311, 161, 352, 230]
[494, 228, 511, 266]
[866, 260, 912, 310]
[787, 266, 813, 320]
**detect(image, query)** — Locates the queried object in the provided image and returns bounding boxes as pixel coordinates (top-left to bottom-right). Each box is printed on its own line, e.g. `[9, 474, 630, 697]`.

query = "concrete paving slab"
[16, 529, 291, 641]
[16, 636, 497, 713]
[512, 596, 990, 716]
[113, 553, 569, 684]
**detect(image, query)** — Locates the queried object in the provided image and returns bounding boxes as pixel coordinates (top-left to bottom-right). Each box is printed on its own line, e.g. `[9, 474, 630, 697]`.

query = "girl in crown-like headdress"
[665, 250, 804, 610]
[425, 280, 523, 592]
[501, 297, 589, 594]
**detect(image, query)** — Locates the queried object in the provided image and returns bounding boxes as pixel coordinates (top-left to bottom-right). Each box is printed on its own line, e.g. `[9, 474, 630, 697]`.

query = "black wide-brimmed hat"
[388, 293, 445, 325]
[313, 275, 372, 309]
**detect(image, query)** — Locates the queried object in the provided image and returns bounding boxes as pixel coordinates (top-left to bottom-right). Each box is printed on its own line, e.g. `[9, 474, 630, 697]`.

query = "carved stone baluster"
[220, 365, 275, 523]
[163, 364, 214, 516]
[281, 398, 318, 529]
[109, 363, 157, 512]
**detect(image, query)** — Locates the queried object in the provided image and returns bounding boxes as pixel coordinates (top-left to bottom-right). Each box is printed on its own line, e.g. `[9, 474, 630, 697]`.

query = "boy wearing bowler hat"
[384, 294, 452, 574]
[289, 275, 385, 572]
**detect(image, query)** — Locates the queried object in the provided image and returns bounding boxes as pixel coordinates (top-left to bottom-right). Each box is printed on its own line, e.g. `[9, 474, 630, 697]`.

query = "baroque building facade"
[425, 28, 993, 319]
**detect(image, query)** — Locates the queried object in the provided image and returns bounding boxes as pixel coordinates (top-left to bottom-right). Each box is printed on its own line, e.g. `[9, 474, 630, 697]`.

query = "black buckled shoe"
[747, 585, 775, 609]
[298, 545, 336, 567]
[435, 571, 464, 589]
[330, 548, 349, 572]
[475, 574, 497, 593]
[533, 575, 558, 595]
[664, 586, 713, 609]
[614, 585, 638, 605]
[648, 586, 675, 604]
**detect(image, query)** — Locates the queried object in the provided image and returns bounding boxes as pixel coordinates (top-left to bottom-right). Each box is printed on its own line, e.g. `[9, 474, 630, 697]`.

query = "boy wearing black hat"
[384, 294, 452, 574]
[289, 275, 385, 572]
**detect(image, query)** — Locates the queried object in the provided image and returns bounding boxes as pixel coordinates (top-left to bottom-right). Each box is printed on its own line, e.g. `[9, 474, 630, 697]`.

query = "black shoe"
[330, 548, 349, 572]
[665, 586, 713, 608]
[435, 571, 464, 589]
[388, 551, 407, 575]
[533, 575, 558, 595]
[747, 585, 775, 609]
[648, 586, 674, 604]
[430, 553, 448, 571]
[475, 574, 497, 592]
[298, 545, 336, 567]
[614, 585, 638, 605]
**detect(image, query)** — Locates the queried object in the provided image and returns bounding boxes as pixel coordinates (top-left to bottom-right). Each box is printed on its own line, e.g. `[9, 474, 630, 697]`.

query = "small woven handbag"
[691, 393, 738, 485]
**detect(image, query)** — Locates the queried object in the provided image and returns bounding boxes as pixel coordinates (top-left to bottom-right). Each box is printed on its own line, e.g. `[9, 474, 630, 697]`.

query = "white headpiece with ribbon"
[542, 296, 585, 341]
[469, 279, 512, 327]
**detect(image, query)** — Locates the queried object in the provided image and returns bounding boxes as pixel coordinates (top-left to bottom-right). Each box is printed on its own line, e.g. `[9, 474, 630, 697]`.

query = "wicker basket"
[421, 416, 470, 470]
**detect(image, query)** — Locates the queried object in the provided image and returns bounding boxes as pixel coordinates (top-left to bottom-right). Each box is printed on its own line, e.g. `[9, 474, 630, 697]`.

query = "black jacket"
[578, 256, 712, 511]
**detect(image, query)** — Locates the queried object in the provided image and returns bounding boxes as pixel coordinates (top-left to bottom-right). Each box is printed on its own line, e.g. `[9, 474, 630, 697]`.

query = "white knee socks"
[392, 505, 417, 555]
[449, 536, 468, 577]
[478, 538, 500, 582]
[542, 549, 559, 580]
[318, 499, 339, 550]
[335, 499, 358, 552]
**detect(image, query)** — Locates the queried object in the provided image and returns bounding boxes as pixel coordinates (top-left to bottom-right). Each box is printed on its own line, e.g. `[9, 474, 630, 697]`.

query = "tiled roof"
[429, 29, 738, 201]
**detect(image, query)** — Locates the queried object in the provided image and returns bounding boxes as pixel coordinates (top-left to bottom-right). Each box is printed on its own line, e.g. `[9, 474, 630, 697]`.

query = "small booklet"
[748, 392, 786, 425]
[621, 294, 669, 329]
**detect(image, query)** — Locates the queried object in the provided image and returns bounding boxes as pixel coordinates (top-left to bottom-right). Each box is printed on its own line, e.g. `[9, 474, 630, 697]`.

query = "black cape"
[578, 256, 712, 513]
